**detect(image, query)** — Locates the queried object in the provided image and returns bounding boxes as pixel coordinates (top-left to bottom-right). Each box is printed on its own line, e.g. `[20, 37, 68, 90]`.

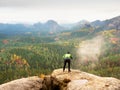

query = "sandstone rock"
[0, 69, 120, 90]
[51, 69, 120, 90]
[0, 76, 43, 90]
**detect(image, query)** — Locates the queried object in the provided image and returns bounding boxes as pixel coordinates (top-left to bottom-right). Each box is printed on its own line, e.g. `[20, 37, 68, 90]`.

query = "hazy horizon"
[0, 0, 120, 24]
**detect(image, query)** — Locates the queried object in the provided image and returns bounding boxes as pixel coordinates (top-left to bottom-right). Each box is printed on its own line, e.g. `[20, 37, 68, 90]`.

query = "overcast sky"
[0, 0, 120, 24]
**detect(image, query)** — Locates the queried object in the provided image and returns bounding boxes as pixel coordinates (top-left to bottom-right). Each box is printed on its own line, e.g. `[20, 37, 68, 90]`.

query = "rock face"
[51, 69, 120, 90]
[0, 76, 43, 90]
[0, 69, 120, 90]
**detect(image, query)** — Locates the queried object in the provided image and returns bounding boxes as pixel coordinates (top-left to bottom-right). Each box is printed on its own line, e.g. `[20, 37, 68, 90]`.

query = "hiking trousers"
[63, 59, 71, 72]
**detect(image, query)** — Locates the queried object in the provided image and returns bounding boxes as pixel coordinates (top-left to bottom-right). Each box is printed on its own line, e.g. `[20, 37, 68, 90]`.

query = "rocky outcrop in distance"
[0, 68, 120, 90]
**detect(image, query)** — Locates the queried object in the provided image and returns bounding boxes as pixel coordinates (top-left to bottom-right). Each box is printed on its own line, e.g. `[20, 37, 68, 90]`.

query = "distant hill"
[0, 16, 120, 37]
[33, 20, 64, 34]
[64, 16, 120, 32]
[104, 16, 120, 30]
[61, 20, 90, 30]
[58, 16, 120, 40]
[91, 16, 120, 30]
[91, 20, 105, 27]
[0, 23, 30, 36]
[0, 20, 64, 36]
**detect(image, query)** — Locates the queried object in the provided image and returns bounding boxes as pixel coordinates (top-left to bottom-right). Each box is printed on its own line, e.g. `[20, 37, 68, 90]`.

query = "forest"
[0, 26, 120, 84]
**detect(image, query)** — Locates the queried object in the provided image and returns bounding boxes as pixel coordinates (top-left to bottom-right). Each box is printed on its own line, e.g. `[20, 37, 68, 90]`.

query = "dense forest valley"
[0, 16, 120, 84]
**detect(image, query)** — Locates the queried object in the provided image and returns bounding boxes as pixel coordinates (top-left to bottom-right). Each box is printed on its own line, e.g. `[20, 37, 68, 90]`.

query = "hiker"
[63, 52, 73, 72]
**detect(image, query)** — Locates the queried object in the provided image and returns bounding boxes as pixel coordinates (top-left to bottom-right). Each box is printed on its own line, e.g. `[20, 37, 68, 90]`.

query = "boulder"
[51, 69, 120, 90]
[0, 76, 43, 90]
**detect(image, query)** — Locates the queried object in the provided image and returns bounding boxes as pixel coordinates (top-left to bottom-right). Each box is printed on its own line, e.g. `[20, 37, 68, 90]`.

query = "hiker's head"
[67, 52, 70, 54]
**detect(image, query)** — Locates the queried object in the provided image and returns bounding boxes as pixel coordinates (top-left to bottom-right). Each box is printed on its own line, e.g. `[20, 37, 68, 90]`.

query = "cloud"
[1, 0, 119, 8]
[0, 0, 73, 7]
[0, 0, 120, 23]
[0, 0, 41, 7]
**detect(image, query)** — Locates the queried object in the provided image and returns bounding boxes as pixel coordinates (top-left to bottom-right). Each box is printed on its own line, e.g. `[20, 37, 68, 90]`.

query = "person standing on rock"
[63, 52, 73, 72]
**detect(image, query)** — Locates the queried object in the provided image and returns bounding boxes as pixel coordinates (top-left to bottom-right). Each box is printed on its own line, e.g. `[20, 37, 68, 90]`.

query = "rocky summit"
[51, 69, 120, 90]
[0, 69, 120, 90]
